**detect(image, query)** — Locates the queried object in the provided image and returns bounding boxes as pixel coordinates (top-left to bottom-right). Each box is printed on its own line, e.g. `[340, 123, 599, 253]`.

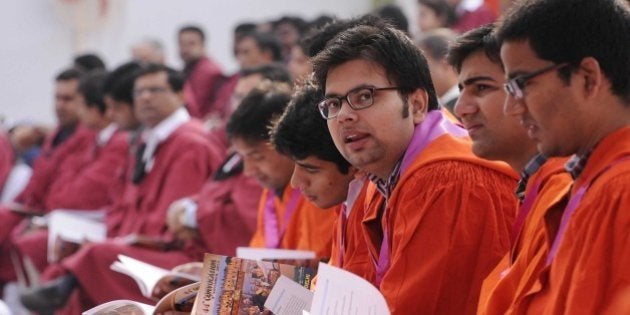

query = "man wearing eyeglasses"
[21, 64, 223, 314]
[496, 0, 630, 313]
[446, 24, 573, 314]
[312, 22, 518, 314]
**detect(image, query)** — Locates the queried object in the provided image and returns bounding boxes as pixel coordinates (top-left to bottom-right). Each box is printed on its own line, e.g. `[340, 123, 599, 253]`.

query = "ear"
[578, 57, 604, 100]
[408, 88, 429, 124]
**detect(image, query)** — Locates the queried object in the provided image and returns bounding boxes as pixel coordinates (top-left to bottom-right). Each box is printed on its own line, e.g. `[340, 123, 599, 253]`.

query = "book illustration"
[192, 253, 314, 315]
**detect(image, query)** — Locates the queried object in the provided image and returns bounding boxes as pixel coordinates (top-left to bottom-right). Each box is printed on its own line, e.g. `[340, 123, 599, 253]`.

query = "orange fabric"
[520, 126, 630, 314]
[249, 186, 336, 259]
[362, 133, 518, 315]
[329, 181, 374, 281]
[478, 158, 572, 315]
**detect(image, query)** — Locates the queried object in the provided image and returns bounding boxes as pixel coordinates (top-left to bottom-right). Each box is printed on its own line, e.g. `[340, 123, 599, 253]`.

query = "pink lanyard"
[338, 204, 348, 267]
[545, 155, 630, 267]
[510, 180, 543, 259]
[263, 189, 301, 248]
[373, 111, 467, 286]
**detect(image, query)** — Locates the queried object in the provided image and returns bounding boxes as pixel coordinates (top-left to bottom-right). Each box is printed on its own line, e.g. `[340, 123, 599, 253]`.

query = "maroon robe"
[183, 56, 224, 119]
[51, 119, 224, 313]
[12, 129, 130, 274]
[0, 130, 14, 194]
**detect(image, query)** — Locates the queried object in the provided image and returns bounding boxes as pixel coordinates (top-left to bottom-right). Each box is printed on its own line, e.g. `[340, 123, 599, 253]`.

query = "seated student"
[0, 68, 94, 291]
[445, 24, 572, 313]
[0, 130, 15, 198]
[165, 64, 292, 258]
[20, 64, 223, 314]
[226, 81, 336, 259]
[312, 21, 518, 314]
[10, 71, 131, 275]
[270, 80, 372, 280]
[494, 0, 630, 313]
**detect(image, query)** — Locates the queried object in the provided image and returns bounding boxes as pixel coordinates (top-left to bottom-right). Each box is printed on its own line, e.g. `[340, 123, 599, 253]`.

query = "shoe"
[20, 274, 76, 314]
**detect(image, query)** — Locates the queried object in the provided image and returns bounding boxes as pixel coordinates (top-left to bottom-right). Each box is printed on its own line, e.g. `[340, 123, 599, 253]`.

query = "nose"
[334, 99, 358, 123]
[242, 159, 257, 178]
[453, 91, 478, 118]
[290, 166, 305, 190]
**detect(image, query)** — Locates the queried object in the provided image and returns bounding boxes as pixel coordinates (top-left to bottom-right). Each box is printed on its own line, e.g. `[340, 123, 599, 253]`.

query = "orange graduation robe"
[249, 186, 336, 259]
[477, 157, 572, 315]
[328, 179, 374, 281]
[518, 126, 630, 314]
[362, 125, 518, 315]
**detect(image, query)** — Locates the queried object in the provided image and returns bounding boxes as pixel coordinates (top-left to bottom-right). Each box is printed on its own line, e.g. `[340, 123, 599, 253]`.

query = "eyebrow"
[324, 83, 374, 98]
[296, 160, 319, 169]
[462, 76, 497, 86]
[506, 70, 531, 80]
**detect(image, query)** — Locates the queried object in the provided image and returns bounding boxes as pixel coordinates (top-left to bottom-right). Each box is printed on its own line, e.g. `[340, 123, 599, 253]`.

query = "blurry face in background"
[288, 46, 312, 86]
[274, 22, 300, 49]
[235, 37, 271, 69]
[232, 138, 295, 192]
[229, 73, 264, 114]
[77, 100, 104, 130]
[54, 79, 82, 128]
[178, 31, 205, 64]
[418, 4, 445, 32]
[133, 71, 183, 128]
[105, 95, 140, 130]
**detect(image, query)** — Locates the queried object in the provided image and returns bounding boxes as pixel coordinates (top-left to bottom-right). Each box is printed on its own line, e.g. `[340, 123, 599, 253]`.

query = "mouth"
[341, 130, 370, 150]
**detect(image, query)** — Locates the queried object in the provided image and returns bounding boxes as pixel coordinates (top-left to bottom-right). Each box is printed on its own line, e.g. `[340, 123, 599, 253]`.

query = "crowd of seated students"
[3, 0, 628, 314]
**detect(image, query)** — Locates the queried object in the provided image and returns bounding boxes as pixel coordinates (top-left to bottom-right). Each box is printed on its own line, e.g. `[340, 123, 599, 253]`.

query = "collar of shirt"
[141, 107, 191, 171]
[96, 123, 118, 147]
[515, 154, 548, 202]
[438, 84, 460, 107]
[565, 149, 593, 180]
[368, 159, 402, 200]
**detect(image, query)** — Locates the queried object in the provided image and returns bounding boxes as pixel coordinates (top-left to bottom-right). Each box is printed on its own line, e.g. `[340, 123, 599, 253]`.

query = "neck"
[576, 98, 630, 156]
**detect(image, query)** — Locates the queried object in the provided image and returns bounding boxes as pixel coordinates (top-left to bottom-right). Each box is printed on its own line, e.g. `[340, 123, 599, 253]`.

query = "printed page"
[47, 210, 106, 262]
[82, 299, 154, 315]
[153, 282, 200, 314]
[110, 255, 200, 298]
[310, 263, 390, 315]
[264, 275, 313, 315]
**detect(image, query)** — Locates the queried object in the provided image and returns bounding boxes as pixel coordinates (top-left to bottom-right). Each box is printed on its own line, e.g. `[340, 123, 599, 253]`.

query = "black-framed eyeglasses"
[504, 63, 570, 99]
[318, 86, 400, 119]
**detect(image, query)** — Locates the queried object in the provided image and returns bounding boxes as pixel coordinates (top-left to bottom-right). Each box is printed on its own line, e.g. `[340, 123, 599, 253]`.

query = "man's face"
[77, 99, 104, 130]
[455, 51, 535, 162]
[229, 73, 263, 113]
[178, 31, 205, 64]
[325, 59, 424, 178]
[105, 95, 139, 130]
[501, 40, 581, 157]
[232, 138, 295, 192]
[417, 4, 444, 32]
[287, 46, 312, 86]
[133, 72, 183, 128]
[54, 79, 82, 128]
[290, 156, 354, 209]
[235, 37, 270, 69]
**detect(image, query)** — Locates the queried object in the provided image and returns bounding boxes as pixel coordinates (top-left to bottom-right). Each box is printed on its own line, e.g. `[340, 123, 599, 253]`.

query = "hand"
[166, 201, 198, 241]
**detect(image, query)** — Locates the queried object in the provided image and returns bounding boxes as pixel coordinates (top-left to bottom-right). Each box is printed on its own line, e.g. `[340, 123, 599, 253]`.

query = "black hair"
[373, 4, 410, 34]
[78, 70, 108, 114]
[417, 28, 457, 61]
[178, 25, 206, 43]
[239, 62, 293, 86]
[447, 24, 501, 73]
[73, 53, 106, 72]
[417, 0, 457, 27]
[133, 63, 185, 93]
[241, 32, 283, 62]
[55, 68, 84, 82]
[271, 80, 350, 174]
[103, 61, 143, 104]
[272, 16, 308, 35]
[302, 15, 386, 58]
[497, 0, 630, 103]
[313, 21, 439, 111]
[226, 81, 292, 144]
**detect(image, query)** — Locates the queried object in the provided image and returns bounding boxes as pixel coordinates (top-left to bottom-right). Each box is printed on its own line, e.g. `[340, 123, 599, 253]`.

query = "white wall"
[0, 0, 373, 126]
